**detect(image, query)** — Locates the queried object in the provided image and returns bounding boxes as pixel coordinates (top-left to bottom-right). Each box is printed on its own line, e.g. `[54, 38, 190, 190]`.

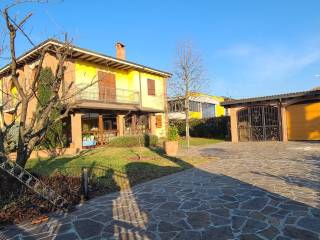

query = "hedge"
[108, 134, 158, 147]
[170, 116, 230, 140]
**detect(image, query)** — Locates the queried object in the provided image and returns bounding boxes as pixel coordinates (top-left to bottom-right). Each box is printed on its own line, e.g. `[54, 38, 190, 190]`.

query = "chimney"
[115, 42, 126, 60]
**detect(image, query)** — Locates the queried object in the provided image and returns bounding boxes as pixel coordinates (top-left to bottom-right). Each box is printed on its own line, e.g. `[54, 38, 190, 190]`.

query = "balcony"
[75, 85, 140, 105]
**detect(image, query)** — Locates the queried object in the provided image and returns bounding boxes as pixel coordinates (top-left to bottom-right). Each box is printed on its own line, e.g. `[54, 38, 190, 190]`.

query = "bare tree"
[0, 1, 96, 173]
[170, 42, 206, 148]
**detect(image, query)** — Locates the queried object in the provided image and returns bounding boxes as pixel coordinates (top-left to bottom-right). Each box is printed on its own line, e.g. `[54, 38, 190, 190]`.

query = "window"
[202, 103, 215, 118]
[168, 100, 183, 112]
[147, 79, 155, 96]
[189, 101, 200, 112]
[156, 115, 162, 128]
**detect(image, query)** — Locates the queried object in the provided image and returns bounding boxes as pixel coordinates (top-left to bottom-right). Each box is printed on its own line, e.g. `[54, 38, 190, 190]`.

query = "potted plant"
[164, 125, 179, 156]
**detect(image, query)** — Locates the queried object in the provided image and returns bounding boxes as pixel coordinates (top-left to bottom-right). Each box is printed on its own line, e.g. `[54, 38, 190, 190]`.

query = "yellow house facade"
[0, 39, 171, 154]
[168, 93, 228, 120]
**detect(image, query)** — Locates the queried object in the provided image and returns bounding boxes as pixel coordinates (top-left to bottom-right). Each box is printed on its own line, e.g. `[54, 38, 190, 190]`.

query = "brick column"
[230, 107, 239, 143]
[71, 113, 83, 153]
[117, 115, 125, 136]
[281, 106, 288, 142]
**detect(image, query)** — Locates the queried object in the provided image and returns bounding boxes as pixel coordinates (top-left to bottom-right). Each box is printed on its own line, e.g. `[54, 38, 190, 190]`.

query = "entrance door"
[237, 106, 280, 141]
[98, 71, 116, 102]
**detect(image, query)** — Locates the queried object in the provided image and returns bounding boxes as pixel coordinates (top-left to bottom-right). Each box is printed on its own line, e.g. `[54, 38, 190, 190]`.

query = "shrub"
[37, 67, 66, 149]
[4, 123, 19, 152]
[108, 134, 158, 147]
[170, 116, 230, 140]
[167, 125, 179, 141]
[144, 134, 158, 147]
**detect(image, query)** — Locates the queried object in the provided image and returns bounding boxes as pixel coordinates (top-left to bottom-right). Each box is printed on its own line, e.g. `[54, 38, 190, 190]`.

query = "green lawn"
[26, 146, 213, 191]
[178, 137, 224, 147]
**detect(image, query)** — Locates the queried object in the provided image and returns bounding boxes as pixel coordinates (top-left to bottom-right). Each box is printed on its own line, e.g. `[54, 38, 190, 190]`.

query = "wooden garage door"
[286, 102, 320, 140]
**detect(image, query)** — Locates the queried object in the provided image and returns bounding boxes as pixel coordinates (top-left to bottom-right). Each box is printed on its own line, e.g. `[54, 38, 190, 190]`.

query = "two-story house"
[0, 39, 171, 154]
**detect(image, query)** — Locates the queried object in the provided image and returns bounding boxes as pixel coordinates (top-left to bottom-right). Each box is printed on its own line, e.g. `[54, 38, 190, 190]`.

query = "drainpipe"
[278, 99, 283, 141]
[139, 72, 142, 109]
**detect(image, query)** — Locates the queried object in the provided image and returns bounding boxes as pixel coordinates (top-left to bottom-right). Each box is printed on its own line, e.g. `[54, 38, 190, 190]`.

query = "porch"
[69, 111, 158, 151]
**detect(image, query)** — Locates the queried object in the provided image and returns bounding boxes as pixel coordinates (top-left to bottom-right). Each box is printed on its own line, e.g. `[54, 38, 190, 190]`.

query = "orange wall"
[286, 102, 320, 140]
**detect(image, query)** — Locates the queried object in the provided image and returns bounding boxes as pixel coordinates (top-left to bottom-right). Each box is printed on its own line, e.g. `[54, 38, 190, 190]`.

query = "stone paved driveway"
[1, 142, 320, 240]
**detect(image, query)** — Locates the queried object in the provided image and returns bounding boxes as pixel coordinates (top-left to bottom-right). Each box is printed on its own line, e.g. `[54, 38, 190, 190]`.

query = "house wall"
[74, 60, 167, 137]
[0, 53, 75, 126]
[211, 95, 227, 117]
[229, 107, 241, 143]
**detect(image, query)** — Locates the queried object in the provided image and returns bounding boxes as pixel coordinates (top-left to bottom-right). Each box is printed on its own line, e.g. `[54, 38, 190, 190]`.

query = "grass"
[178, 137, 224, 147]
[26, 146, 214, 191]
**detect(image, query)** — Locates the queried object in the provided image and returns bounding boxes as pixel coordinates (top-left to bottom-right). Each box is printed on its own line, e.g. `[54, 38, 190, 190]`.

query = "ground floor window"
[82, 112, 118, 147]
[124, 113, 150, 135]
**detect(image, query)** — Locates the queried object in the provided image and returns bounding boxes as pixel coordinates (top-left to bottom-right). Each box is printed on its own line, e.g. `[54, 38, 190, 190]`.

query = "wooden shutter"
[98, 71, 116, 101]
[147, 79, 155, 96]
[156, 115, 162, 128]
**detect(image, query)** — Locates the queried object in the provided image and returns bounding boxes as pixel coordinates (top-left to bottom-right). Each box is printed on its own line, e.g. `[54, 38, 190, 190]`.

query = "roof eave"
[0, 39, 172, 78]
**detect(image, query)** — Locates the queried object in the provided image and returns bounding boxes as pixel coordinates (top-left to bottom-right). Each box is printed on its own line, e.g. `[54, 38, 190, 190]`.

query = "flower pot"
[164, 140, 179, 156]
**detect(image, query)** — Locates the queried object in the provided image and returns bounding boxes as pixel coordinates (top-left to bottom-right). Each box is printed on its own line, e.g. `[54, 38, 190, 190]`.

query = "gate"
[237, 106, 280, 141]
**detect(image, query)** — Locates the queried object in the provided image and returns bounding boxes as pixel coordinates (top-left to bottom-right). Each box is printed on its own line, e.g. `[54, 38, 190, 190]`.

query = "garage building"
[221, 89, 320, 142]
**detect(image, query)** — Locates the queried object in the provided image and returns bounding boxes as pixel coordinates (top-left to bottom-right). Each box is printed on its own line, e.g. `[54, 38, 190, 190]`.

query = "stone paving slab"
[1, 141, 319, 240]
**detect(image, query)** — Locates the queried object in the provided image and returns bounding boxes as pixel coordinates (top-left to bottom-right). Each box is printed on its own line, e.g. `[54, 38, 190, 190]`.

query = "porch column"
[230, 107, 239, 143]
[281, 106, 288, 142]
[98, 114, 104, 145]
[132, 114, 137, 134]
[71, 113, 83, 152]
[117, 115, 124, 136]
[149, 114, 156, 135]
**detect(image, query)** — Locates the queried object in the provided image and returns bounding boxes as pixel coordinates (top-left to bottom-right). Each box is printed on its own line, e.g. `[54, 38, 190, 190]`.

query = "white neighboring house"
[168, 93, 228, 120]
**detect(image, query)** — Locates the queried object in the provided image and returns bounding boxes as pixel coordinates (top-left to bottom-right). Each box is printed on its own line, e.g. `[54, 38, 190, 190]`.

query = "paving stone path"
[1, 142, 320, 239]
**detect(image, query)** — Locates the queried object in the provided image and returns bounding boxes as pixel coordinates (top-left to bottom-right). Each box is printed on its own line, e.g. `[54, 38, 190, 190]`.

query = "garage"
[221, 89, 320, 142]
[286, 102, 320, 140]
[237, 105, 280, 141]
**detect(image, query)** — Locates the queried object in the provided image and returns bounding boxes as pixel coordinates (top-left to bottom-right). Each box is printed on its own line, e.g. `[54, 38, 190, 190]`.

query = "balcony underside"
[73, 100, 164, 113]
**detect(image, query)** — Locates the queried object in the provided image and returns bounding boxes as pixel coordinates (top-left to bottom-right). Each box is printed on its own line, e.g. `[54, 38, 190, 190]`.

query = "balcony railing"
[75, 85, 140, 105]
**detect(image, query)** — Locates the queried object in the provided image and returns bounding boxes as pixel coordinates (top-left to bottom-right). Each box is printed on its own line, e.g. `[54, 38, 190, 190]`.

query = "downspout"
[139, 72, 143, 109]
[278, 99, 283, 141]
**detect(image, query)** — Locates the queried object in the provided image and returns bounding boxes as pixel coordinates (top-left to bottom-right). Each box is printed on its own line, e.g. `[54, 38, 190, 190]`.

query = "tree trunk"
[0, 153, 22, 197]
[185, 97, 190, 149]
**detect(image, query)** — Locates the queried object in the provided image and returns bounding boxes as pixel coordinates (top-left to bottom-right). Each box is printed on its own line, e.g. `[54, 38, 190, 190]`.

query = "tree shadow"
[28, 149, 96, 176]
[1, 145, 320, 239]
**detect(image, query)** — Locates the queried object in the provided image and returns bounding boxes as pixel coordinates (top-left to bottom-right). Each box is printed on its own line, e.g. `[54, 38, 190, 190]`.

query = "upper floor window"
[202, 103, 215, 118]
[168, 100, 183, 112]
[189, 101, 200, 112]
[147, 79, 155, 96]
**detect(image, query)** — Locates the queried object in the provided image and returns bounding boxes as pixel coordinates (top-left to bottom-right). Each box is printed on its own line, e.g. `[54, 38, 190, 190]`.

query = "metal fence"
[75, 85, 140, 105]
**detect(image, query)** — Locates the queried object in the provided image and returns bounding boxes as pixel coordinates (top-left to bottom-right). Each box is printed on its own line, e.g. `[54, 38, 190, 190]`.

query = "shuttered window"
[156, 115, 162, 128]
[147, 79, 155, 96]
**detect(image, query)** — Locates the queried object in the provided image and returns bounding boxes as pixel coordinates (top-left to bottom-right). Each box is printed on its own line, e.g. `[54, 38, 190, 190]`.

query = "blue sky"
[1, 0, 320, 98]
